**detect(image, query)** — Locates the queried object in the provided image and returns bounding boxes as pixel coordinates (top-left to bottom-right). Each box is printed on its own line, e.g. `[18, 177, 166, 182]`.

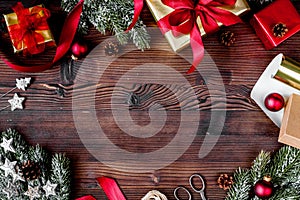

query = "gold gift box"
[279, 93, 300, 149]
[3, 5, 55, 53]
[146, 0, 250, 52]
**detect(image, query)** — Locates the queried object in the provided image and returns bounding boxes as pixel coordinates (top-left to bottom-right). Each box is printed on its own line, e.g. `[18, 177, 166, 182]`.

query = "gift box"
[146, 0, 250, 52]
[3, 3, 55, 54]
[279, 93, 300, 149]
[250, 0, 300, 50]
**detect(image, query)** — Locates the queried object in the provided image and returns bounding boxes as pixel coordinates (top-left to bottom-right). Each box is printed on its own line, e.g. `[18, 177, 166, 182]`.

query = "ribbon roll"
[142, 190, 168, 200]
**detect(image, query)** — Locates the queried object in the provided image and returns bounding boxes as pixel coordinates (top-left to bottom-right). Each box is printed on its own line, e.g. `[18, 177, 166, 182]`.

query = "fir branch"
[225, 168, 252, 200]
[129, 22, 151, 51]
[28, 145, 51, 178]
[0, 129, 71, 199]
[250, 196, 260, 200]
[50, 153, 71, 200]
[269, 187, 300, 200]
[250, 150, 271, 184]
[61, 0, 151, 50]
[268, 146, 300, 187]
[1, 129, 28, 161]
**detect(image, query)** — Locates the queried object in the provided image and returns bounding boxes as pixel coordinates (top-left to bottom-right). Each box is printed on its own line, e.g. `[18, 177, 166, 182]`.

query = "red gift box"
[3, 3, 55, 54]
[251, 0, 300, 50]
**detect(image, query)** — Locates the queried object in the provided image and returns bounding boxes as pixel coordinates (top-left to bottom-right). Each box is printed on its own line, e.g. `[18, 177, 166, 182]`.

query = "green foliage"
[268, 146, 300, 188]
[269, 187, 300, 200]
[226, 146, 300, 199]
[0, 129, 71, 200]
[1, 129, 28, 161]
[225, 168, 251, 200]
[50, 154, 71, 200]
[250, 150, 270, 184]
[61, 0, 151, 50]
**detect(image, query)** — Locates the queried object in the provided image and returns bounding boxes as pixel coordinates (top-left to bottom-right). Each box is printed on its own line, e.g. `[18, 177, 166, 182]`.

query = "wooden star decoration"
[8, 93, 25, 111]
[42, 180, 57, 197]
[0, 137, 16, 153]
[0, 158, 17, 177]
[16, 77, 31, 91]
[24, 185, 41, 200]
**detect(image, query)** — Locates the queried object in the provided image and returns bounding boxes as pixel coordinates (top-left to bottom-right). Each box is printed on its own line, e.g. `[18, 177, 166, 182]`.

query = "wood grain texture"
[1, 0, 300, 199]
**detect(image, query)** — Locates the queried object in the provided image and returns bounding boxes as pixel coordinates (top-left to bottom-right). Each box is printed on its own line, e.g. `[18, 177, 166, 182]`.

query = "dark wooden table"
[1, 0, 300, 199]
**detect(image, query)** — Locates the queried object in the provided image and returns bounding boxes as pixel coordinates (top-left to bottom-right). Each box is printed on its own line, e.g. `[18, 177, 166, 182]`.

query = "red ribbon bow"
[2, 0, 84, 72]
[128, 0, 242, 73]
[10, 2, 51, 55]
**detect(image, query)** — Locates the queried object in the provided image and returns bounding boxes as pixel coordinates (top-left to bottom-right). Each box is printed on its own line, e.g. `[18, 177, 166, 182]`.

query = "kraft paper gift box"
[279, 93, 300, 149]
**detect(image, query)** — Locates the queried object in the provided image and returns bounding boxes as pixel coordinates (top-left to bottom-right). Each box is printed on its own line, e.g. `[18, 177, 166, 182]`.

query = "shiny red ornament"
[71, 40, 88, 58]
[254, 176, 274, 199]
[264, 93, 285, 112]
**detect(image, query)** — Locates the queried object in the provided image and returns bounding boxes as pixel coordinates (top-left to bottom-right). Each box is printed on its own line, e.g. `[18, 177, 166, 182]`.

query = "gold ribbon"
[274, 55, 300, 90]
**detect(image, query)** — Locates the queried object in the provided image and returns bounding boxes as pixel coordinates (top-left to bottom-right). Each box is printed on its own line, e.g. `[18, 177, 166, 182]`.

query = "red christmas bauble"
[254, 176, 274, 199]
[71, 40, 88, 58]
[264, 93, 285, 112]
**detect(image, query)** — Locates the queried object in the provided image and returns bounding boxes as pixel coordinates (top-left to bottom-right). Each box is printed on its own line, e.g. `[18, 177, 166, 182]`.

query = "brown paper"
[279, 93, 300, 149]
[146, 0, 250, 52]
[3, 5, 55, 53]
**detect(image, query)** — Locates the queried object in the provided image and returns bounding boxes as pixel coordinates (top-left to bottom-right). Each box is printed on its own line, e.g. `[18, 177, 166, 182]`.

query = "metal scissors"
[174, 174, 207, 200]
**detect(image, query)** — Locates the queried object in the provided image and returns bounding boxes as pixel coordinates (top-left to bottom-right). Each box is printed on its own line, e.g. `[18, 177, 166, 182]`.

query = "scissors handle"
[189, 174, 205, 192]
[174, 186, 192, 200]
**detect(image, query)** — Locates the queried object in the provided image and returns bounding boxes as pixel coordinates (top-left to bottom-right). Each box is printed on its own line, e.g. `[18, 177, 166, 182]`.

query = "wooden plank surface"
[1, 0, 300, 199]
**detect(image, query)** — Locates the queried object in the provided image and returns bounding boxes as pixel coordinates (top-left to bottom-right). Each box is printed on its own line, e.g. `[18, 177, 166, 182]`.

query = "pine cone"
[217, 174, 234, 190]
[104, 41, 120, 56]
[219, 31, 235, 47]
[272, 23, 288, 38]
[20, 160, 41, 180]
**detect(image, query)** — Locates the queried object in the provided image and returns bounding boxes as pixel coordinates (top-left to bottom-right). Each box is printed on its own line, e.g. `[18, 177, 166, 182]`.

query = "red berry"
[264, 93, 285, 112]
[71, 41, 88, 58]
